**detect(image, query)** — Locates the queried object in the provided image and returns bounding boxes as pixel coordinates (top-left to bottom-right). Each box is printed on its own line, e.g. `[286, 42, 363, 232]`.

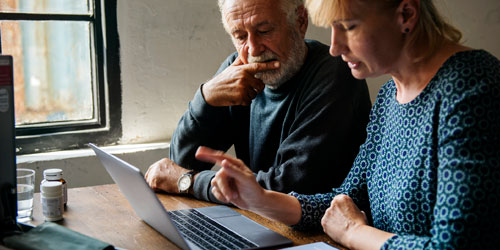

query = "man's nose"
[247, 34, 265, 57]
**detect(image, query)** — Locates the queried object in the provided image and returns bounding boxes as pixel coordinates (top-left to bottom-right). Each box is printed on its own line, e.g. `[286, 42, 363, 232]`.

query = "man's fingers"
[243, 61, 280, 74]
[253, 81, 266, 92]
[245, 78, 265, 96]
[231, 56, 244, 66]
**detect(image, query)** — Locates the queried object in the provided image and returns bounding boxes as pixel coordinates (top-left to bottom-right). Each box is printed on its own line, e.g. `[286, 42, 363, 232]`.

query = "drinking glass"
[16, 168, 35, 222]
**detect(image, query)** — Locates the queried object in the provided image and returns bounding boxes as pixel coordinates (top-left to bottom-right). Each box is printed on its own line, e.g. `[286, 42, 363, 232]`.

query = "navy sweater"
[170, 40, 372, 203]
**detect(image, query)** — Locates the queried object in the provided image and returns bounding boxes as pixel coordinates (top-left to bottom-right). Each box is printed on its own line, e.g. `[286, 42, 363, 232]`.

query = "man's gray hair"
[218, 0, 304, 32]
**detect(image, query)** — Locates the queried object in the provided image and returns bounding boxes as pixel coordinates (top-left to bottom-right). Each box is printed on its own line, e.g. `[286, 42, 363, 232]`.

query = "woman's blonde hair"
[305, 0, 462, 62]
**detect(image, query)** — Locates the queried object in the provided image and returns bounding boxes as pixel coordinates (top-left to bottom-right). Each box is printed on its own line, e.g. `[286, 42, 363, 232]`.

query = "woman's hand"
[321, 194, 368, 248]
[195, 146, 303, 225]
[195, 146, 265, 210]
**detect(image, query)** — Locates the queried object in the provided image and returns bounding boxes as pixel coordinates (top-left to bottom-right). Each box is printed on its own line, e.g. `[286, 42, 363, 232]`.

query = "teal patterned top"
[290, 50, 500, 249]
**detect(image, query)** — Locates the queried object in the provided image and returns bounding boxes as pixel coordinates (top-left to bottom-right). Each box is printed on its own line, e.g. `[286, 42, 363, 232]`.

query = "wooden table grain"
[29, 184, 344, 250]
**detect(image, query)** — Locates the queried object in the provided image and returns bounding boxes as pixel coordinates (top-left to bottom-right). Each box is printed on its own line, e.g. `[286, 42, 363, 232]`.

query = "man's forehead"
[223, 0, 281, 12]
[223, 0, 283, 29]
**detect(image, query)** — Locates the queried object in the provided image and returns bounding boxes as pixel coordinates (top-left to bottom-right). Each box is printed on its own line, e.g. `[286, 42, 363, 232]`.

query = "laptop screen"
[0, 55, 17, 233]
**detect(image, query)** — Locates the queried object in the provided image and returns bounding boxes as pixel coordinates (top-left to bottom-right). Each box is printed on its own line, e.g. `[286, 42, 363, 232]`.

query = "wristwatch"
[177, 170, 197, 194]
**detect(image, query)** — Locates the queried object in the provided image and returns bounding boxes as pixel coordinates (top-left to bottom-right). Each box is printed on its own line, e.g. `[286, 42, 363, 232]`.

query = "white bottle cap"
[44, 168, 63, 181]
[41, 181, 62, 193]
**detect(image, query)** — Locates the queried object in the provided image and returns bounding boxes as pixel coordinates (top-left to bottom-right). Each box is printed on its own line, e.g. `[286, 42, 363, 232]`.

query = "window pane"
[0, 0, 90, 15]
[0, 21, 95, 125]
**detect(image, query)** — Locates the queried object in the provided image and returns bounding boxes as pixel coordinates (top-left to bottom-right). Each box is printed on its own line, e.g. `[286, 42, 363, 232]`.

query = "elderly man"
[145, 0, 371, 203]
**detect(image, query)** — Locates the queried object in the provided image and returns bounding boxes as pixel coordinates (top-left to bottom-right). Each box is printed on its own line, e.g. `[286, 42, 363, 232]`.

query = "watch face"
[178, 175, 191, 191]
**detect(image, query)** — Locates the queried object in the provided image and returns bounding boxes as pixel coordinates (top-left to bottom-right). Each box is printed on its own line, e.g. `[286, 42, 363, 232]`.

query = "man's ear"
[397, 0, 420, 34]
[296, 5, 308, 38]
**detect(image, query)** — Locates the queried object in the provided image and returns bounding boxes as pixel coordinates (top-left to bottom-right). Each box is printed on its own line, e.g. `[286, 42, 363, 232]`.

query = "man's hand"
[202, 57, 280, 106]
[321, 194, 368, 247]
[145, 158, 189, 193]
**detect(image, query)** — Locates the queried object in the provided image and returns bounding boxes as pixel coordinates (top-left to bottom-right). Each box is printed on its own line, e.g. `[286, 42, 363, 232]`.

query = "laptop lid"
[89, 143, 190, 249]
[89, 143, 292, 250]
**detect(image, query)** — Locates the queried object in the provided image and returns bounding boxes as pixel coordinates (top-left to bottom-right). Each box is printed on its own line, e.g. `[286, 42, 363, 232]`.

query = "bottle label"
[41, 179, 68, 205]
[42, 196, 63, 218]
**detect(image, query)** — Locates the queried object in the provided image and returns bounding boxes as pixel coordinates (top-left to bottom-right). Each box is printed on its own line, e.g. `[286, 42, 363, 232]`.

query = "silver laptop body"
[89, 143, 292, 250]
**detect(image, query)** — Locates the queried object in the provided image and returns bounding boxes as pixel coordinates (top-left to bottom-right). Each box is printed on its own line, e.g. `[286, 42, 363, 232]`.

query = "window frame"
[0, 0, 121, 155]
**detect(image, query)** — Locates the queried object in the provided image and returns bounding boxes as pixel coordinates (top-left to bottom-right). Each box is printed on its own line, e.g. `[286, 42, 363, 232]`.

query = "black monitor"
[0, 55, 17, 234]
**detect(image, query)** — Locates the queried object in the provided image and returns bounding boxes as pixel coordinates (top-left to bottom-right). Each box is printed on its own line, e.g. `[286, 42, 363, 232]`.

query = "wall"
[117, 0, 500, 145]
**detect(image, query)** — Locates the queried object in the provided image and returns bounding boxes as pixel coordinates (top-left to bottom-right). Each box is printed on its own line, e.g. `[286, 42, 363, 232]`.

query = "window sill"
[17, 142, 170, 163]
[17, 142, 170, 192]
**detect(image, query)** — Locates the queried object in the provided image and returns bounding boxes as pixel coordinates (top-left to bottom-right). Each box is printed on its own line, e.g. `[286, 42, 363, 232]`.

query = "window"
[0, 0, 121, 154]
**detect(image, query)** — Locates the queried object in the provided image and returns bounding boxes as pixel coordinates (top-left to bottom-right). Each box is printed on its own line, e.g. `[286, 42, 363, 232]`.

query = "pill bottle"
[41, 168, 67, 207]
[41, 181, 64, 221]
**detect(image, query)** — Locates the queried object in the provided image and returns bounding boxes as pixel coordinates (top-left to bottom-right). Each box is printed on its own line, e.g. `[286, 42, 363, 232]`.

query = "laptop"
[89, 143, 292, 250]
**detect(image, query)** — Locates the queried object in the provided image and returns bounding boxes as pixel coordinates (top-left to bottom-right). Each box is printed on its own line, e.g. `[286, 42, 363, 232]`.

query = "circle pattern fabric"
[290, 50, 500, 249]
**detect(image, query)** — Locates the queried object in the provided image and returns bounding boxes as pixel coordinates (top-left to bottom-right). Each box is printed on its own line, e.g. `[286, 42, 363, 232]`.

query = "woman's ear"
[397, 0, 420, 34]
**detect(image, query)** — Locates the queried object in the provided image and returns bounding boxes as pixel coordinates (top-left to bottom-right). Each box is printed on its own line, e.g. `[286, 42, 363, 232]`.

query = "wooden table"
[29, 184, 343, 249]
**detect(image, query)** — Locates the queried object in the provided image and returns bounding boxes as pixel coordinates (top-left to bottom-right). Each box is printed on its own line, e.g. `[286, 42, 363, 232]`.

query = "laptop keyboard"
[168, 209, 258, 250]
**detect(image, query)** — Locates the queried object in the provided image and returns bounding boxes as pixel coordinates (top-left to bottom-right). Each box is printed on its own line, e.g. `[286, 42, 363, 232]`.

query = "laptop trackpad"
[195, 206, 291, 246]
[195, 205, 240, 218]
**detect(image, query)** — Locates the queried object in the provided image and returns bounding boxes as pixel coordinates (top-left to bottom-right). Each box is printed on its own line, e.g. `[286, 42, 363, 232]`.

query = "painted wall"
[117, 0, 500, 145]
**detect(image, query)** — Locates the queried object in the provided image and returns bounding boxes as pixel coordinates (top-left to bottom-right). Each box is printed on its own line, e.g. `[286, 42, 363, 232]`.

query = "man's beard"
[247, 30, 307, 89]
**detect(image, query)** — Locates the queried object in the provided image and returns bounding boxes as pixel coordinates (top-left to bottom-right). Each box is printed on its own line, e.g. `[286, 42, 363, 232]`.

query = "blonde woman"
[195, 0, 500, 249]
